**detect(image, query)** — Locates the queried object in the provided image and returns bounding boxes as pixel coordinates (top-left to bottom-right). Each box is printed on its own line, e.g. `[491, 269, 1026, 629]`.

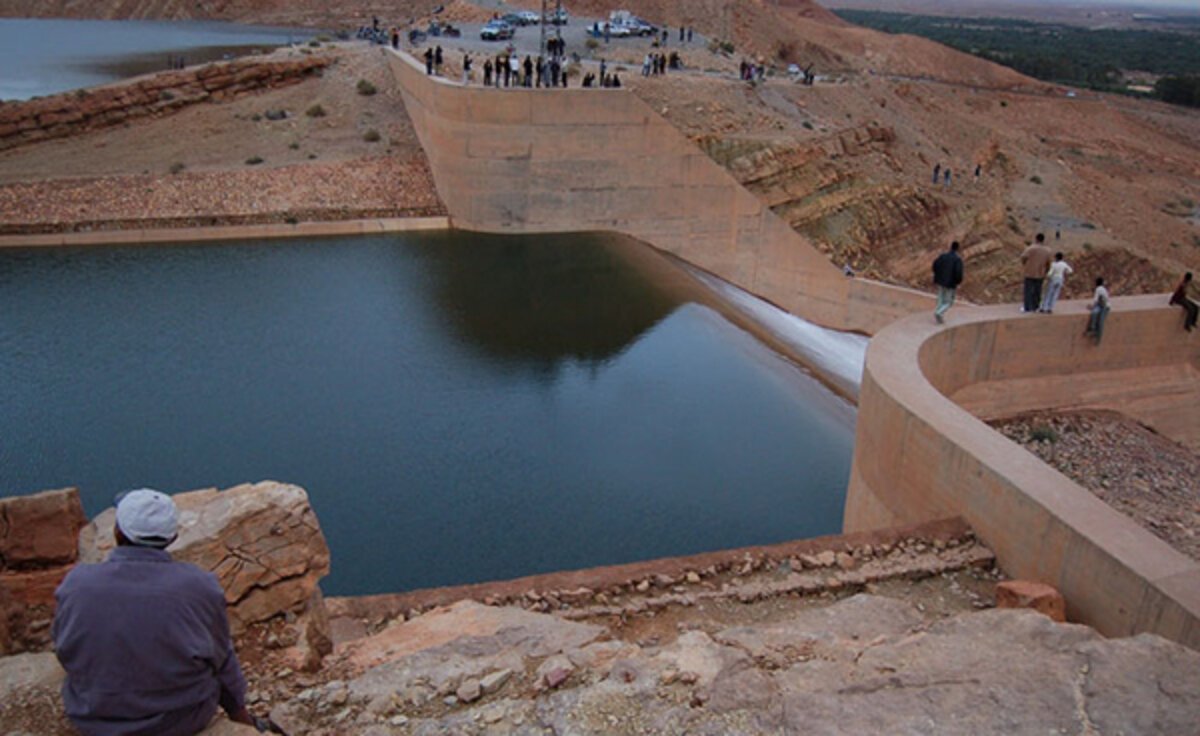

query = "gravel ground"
[992, 410, 1200, 561]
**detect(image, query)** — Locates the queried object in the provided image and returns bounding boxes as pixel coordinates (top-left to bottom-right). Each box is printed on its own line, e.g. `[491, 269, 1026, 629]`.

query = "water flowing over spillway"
[684, 267, 870, 399]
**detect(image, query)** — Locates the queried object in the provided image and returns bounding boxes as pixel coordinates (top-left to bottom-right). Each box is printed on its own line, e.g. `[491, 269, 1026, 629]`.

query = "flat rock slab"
[381, 595, 1200, 735]
[334, 599, 604, 713]
[716, 593, 924, 663]
[0, 652, 63, 701]
[339, 599, 604, 672]
[199, 719, 259, 735]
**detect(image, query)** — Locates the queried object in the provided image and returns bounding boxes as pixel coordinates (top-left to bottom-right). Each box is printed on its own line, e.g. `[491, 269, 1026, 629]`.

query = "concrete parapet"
[845, 295, 1200, 648]
[386, 49, 930, 334]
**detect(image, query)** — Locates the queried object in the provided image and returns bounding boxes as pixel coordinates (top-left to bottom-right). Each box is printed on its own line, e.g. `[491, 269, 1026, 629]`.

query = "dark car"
[480, 20, 515, 40]
[501, 13, 527, 27]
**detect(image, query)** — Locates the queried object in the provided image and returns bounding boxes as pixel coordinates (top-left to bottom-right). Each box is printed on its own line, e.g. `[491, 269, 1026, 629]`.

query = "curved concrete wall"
[385, 49, 931, 335]
[846, 296, 1200, 647]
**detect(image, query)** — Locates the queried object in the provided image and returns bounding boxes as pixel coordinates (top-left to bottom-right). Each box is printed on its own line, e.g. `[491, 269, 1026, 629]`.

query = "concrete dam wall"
[386, 49, 1199, 651]
[846, 296, 1200, 648]
[385, 49, 931, 335]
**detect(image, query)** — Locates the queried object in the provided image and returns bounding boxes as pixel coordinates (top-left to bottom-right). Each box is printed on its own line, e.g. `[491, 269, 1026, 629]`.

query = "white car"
[516, 10, 540, 25]
[605, 22, 633, 37]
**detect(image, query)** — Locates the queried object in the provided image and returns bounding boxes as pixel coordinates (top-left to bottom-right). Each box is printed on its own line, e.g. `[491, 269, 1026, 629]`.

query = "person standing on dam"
[932, 241, 964, 324]
[1085, 277, 1111, 343]
[1039, 252, 1073, 313]
[1020, 233, 1052, 313]
[1170, 272, 1198, 332]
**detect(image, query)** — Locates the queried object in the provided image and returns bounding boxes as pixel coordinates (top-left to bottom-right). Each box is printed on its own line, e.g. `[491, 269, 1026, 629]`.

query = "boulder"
[995, 580, 1066, 622]
[0, 488, 86, 568]
[78, 482, 332, 643]
[0, 567, 71, 608]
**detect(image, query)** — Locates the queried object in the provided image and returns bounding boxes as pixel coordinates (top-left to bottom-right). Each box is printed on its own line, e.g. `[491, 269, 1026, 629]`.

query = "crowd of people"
[930, 162, 985, 192]
[931, 232, 1197, 341]
[739, 58, 767, 83]
[642, 51, 680, 76]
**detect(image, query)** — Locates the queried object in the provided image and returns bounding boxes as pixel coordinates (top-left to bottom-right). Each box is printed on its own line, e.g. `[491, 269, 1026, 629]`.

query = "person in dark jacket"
[1169, 272, 1197, 332]
[932, 241, 964, 324]
[53, 490, 270, 736]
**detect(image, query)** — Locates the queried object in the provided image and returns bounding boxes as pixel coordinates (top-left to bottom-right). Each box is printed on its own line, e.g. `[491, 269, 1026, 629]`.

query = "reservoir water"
[0, 19, 314, 101]
[0, 232, 856, 595]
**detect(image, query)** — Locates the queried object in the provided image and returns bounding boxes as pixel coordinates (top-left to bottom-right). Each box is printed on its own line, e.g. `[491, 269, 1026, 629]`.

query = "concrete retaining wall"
[385, 49, 931, 335]
[845, 296, 1200, 648]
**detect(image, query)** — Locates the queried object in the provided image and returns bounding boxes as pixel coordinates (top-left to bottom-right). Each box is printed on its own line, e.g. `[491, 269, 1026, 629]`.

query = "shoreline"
[0, 215, 451, 247]
[324, 517, 973, 621]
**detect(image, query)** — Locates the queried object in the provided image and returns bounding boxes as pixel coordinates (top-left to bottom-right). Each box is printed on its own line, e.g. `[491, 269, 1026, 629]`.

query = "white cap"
[115, 489, 179, 548]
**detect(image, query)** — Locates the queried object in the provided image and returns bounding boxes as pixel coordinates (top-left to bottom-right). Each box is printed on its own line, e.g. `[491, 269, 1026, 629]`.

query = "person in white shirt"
[1085, 277, 1110, 343]
[1039, 252, 1074, 313]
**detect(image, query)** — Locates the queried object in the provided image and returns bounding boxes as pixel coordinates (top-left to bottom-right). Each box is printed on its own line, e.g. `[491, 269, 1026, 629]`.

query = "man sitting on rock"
[53, 489, 261, 736]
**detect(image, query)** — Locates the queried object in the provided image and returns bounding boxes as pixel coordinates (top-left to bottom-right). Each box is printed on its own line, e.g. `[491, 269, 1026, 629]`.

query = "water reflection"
[416, 231, 678, 371]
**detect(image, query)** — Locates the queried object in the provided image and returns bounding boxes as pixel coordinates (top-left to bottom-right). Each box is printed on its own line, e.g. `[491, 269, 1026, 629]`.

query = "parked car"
[594, 20, 632, 37]
[543, 8, 569, 25]
[480, 20, 515, 40]
[516, 10, 541, 25]
[501, 13, 526, 27]
[628, 17, 657, 36]
[607, 11, 654, 36]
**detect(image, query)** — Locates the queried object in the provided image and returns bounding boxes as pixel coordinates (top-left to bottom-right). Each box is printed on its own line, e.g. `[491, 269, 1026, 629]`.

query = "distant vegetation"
[834, 10, 1200, 107]
[1154, 75, 1200, 107]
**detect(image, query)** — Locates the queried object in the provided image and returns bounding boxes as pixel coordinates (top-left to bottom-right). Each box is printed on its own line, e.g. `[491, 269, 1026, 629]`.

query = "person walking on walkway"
[1170, 272, 1198, 332]
[1085, 277, 1110, 343]
[434, 45, 443, 75]
[932, 163, 941, 185]
[932, 241, 964, 324]
[424, 47, 434, 75]
[943, 168, 952, 190]
[483, 58, 493, 87]
[1039, 252, 1073, 313]
[1020, 233, 1052, 313]
[462, 53, 472, 85]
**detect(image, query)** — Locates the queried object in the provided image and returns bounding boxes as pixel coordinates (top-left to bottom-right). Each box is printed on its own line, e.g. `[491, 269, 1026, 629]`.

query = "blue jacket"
[53, 546, 246, 736]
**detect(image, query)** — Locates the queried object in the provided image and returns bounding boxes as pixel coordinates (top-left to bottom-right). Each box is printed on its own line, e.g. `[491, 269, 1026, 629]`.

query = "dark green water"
[0, 232, 855, 595]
